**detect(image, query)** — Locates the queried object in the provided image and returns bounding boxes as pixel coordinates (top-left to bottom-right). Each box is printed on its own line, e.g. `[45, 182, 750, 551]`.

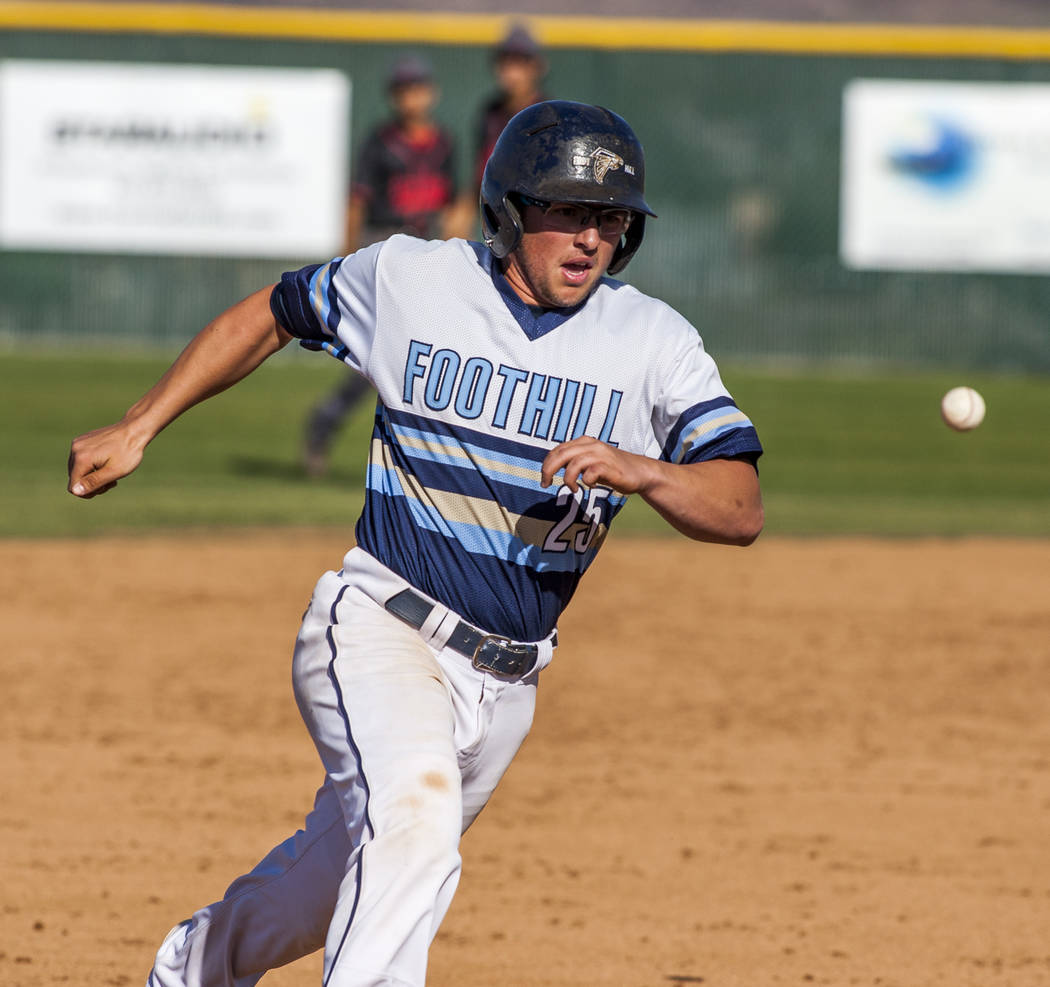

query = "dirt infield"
[2, 532, 1049, 987]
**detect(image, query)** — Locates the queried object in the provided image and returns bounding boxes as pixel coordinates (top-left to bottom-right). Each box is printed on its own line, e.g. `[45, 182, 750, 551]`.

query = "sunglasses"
[519, 195, 633, 237]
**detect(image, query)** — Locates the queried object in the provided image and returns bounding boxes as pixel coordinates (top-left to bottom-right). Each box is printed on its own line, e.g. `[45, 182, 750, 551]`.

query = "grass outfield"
[2, 350, 1047, 538]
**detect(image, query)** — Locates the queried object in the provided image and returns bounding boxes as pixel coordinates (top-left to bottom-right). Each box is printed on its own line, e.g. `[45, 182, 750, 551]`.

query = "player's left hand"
[540, 436, 655, 495]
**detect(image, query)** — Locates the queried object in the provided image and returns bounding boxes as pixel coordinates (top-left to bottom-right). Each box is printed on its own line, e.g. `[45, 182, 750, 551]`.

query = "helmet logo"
[572, 146, 626, 185]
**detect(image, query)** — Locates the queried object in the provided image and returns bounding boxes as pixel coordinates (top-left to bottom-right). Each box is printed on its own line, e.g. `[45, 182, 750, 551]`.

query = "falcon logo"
[590, 148, 623, 183]
[571, 146, 626, 184]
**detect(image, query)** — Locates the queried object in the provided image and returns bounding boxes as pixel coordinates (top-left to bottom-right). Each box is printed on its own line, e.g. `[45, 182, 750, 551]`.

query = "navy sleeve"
[269, 263, 329, 342]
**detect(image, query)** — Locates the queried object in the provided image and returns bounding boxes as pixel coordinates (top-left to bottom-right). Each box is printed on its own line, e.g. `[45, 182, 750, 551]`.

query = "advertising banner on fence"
[840, 79, 1050, 273]
[0, 60, 350, 257]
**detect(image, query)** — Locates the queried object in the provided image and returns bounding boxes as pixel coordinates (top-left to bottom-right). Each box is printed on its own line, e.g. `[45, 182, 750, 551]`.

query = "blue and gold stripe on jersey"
[355, 405, 625, 641]
[662, 396, 763, 465]
[308, 258, 345, 339]
[366, 405, 624, 565]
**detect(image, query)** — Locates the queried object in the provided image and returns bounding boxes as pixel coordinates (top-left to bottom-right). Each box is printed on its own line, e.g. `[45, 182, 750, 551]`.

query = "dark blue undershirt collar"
[469, 241, 586, 341]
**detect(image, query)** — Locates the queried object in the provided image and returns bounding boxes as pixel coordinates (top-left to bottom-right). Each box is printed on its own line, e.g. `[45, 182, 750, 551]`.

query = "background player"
[449, 22, 548, 240]
[344, 53, 459, 250]
[303, 53, 460, 477]
[474, 23, 549, 183]
[67, 100, 763, 987]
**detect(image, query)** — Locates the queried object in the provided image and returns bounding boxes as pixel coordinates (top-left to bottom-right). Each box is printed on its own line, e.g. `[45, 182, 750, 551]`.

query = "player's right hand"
[67, 422, 146, 499]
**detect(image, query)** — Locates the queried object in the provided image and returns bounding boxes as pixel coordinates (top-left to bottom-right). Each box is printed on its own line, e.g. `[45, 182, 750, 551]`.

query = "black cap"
[495, 24, 543, 60]
[387, 54, 433, 89]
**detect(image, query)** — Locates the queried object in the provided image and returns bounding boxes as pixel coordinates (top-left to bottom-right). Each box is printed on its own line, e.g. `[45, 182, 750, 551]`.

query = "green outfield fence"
[1, 4, 1049, 371]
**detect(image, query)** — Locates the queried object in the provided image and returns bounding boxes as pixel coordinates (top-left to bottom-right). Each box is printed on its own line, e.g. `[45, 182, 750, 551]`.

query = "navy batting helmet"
[480, 100, 656, 275]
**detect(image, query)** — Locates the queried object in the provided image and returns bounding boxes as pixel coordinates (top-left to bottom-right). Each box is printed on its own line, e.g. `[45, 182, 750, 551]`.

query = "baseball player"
[67, 100, 764, 987]
[344, 53, 459, 251]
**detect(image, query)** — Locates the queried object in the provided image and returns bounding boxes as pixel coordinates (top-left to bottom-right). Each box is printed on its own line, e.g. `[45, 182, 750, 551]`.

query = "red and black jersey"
[353, 121, 457, 237]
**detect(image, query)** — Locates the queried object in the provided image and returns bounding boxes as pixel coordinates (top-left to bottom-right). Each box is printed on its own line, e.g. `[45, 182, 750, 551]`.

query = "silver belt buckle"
[472, 634, 534, 676]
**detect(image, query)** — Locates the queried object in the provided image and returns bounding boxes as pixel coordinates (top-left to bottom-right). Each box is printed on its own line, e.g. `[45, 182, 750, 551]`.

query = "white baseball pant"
[147, 547, 554, 987]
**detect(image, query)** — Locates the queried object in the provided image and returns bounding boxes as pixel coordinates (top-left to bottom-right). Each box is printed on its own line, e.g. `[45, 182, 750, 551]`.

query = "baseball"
[940, 386, 985, 431]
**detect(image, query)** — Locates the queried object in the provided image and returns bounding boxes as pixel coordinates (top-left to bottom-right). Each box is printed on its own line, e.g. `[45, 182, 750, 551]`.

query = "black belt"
[383, 588, 555, 677]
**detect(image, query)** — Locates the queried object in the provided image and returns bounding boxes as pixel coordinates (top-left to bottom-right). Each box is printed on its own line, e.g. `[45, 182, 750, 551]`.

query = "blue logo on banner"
[888, 117, 976, 190]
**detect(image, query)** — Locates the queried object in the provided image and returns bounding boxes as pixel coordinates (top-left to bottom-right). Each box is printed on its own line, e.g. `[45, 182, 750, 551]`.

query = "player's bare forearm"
[640, 457, 763, 545]
[540, 436, 763, 546]
[68, 286, 291, 498]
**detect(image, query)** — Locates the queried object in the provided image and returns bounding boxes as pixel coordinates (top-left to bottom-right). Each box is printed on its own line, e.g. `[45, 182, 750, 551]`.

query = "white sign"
[0, 60, 350, 257]
[840, 79, 1050, 273]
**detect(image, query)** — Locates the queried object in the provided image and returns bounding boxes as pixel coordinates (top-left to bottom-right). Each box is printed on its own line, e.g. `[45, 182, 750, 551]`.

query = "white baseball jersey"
[271, 235, 762, 642]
